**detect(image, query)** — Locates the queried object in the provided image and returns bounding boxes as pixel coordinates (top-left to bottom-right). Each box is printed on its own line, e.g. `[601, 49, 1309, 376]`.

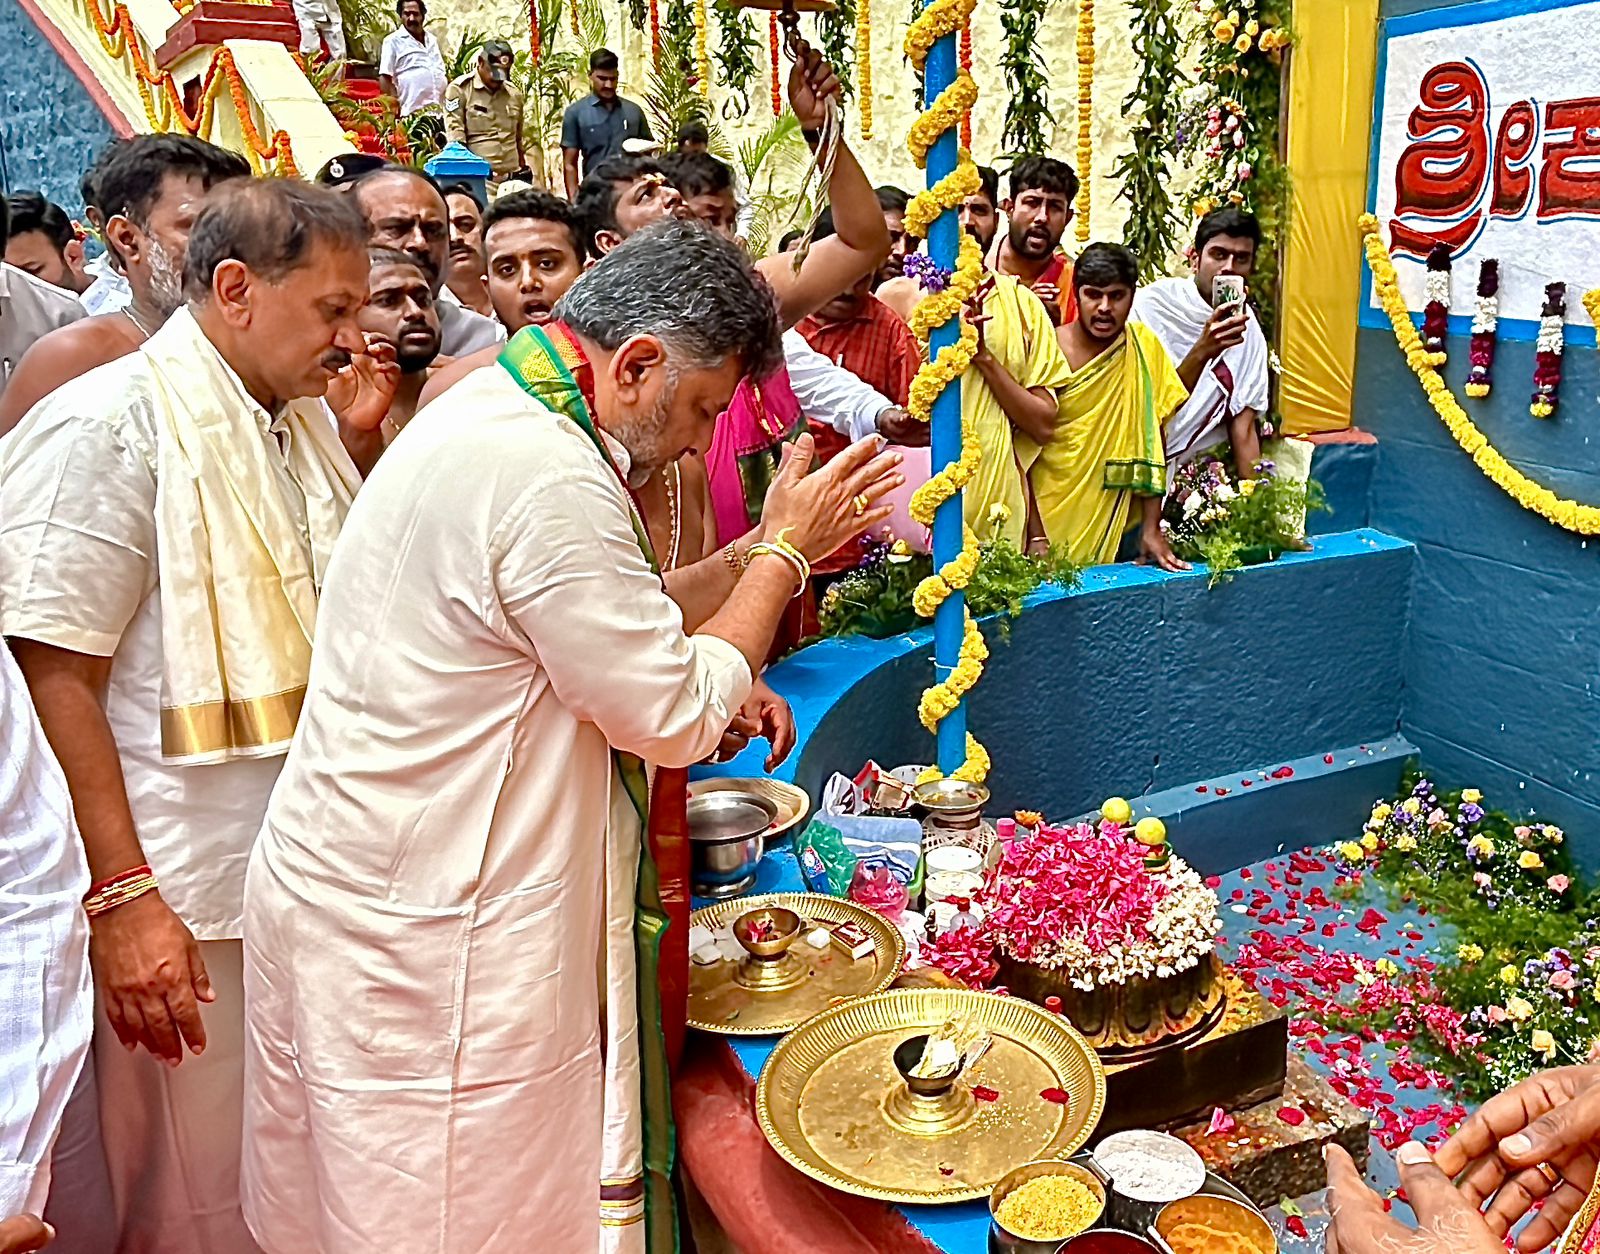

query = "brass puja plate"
[688, 777, 811, 841]
[688, 893, 905, 1035]
[756, 988, 1107, 1204]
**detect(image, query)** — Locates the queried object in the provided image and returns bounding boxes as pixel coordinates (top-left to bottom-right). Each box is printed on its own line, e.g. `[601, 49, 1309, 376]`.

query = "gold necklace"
[663, 462, 682, 572]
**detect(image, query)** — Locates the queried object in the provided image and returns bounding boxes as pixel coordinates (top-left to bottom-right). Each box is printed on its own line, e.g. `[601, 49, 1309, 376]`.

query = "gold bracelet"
[745, 543, 807, 597]
[769, 527, 812, 581]
[84, 874, 160, 918]
[723, 541, 742, 573]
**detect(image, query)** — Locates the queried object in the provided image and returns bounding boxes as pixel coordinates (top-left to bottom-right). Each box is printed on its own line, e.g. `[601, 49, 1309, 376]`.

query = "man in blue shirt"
[560, 49, 652, 198]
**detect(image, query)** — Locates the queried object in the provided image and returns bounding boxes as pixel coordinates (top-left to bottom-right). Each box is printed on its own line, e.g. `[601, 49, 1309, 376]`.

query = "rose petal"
[1040, 1087, 1070, 1105]
[973, 1085, 999, 1103]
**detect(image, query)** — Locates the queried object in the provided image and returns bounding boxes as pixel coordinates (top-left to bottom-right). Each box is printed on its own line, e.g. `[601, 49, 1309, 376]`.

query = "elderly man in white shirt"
[0, 640, 92, 1248]
[378, 0, 447, 116]
[0, 179, 374, 1254]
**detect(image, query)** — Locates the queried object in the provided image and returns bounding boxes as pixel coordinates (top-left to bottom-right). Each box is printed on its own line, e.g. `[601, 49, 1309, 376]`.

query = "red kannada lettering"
[1391, 60, 1489, 256]
[1538, 97, 1600, 219]
[1492, 99, 1538, 218]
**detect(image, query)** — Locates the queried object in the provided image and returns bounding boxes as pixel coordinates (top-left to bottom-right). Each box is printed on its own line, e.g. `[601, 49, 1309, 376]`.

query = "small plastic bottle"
[1044, 995, 1063, 1016]
[947, 896, 981, 933]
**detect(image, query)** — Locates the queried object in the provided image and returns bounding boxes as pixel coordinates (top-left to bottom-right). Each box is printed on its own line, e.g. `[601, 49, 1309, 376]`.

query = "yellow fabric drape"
[1278, 0, 1381, 434]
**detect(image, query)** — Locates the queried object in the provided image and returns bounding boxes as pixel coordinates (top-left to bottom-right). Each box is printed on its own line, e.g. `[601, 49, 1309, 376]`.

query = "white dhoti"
[95, 941, 262, 1254]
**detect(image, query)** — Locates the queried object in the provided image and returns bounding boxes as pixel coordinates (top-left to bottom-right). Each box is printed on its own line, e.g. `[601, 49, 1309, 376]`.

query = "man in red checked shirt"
[990, 155, 1080, 326]
[795, 207, 922, 463]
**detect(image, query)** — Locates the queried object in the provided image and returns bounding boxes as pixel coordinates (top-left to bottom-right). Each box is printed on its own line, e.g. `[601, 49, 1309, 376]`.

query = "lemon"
[1101, 796, 1133, 824]
[1134, 816, 1168, 847]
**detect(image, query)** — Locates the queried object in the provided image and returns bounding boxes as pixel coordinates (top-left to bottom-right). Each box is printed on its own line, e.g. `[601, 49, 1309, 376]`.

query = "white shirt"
[0, 352, 302, 939]
[438, 297, 506, 357]
[782, 329, 893, 442]
[379, 27, 447, 116]
[0, 263, 85, 402]
[1132, 276, 1270, 471]
[79, 252, 132, 316]
[242, 364, 749, 1249]
[0, 640, 92, 1215]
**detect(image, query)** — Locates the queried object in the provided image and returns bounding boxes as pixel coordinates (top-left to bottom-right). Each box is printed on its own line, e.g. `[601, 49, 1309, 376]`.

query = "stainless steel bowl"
[688, 794, 776, 898]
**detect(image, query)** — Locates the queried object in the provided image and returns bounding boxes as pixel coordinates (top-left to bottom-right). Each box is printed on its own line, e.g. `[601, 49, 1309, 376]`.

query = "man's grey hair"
[553, 219, 782, 379]
[182, 179, 368, 302]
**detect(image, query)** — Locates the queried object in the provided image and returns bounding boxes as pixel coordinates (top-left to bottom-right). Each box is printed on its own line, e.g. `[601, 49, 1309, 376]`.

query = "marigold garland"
[82, 0, 296, 174]
[906, 73, 978, 166]
[903, 0, 987, 783]
[692, 0, 711, 93]
[958, 25, 972, 149]
[769, 13, 782, 115]
[651, 0, 663, 67]
[1074, 0, 1094, 245]
[1362, 215, 1600, 536]
[1585, 289, 1600, 328]
[857, 0, 872, 137]
[570, 0, 581, 35]
[904, 159, 982, 240]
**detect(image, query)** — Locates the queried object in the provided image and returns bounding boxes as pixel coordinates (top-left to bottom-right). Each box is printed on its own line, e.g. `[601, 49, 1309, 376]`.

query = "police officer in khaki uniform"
[444, 40, 536, 186]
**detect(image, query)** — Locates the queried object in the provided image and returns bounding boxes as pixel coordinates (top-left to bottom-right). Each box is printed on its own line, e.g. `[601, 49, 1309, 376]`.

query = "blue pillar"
[924, 28, 967, 775]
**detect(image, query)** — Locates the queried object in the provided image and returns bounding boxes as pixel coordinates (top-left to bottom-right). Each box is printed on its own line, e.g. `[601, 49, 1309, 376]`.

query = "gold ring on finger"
[1535, 1161, 1563, 1188]
[853, 493, 870, 516]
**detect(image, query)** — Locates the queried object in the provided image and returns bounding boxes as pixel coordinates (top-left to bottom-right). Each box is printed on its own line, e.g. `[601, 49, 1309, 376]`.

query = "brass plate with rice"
[688, 893, 905, 1035]
[756, 988, 1107, 1204]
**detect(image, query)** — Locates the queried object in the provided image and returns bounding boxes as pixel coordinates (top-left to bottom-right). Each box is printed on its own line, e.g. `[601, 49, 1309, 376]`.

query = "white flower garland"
[1470, 295, 1498, 337]
[1536, 315, 1566, 356]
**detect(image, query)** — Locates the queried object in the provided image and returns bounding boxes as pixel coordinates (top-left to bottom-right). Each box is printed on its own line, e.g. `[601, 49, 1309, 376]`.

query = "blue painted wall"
[0, 3, 120, 216]
[719, 532, 1413, 840]
[1357, 0, 1600, 848]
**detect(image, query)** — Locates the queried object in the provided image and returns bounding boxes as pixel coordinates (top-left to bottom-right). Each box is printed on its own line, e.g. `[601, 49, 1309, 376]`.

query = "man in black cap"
[445, 39, 530, 187]
[559, 47, 652, 199]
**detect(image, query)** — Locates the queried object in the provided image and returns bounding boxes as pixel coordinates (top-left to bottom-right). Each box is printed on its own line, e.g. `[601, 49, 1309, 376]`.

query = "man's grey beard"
[610, 371, 681, 488]
[146, 235, 184, 317]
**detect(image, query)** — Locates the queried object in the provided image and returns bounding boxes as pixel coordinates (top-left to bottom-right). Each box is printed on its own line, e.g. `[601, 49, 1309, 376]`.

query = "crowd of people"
[2, 30, 1563, 1254]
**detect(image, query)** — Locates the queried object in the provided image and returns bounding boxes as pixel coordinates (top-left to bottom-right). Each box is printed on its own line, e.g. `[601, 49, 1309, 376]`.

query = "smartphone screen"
[1212, 274, 1246, 311]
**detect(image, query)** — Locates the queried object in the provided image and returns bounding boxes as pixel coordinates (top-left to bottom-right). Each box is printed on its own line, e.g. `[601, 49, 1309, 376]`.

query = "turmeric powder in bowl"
[1154, 1195, 1275, 1254]
[994, 1173, 1101, 1241]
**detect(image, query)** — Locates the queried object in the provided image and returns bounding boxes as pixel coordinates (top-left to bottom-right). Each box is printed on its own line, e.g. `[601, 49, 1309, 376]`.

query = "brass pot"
[995, 953, 1227, 1061]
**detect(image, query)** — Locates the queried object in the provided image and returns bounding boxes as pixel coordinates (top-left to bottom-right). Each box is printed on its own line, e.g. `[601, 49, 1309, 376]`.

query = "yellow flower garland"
[1075, 0, 1094, 245]
[902, 0, 988, 783]
[857, 0, 872, 138]
[907, 73, 979, 167]
[1362, 215, 1600, 536]
[693, 0, 711, 96]
[1584, 288, 1600, 328]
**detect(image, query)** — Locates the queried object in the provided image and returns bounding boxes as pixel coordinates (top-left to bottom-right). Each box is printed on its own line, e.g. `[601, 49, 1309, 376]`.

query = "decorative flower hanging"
[1074, 0, 1094, 245]
[529, 0, 540, 62]
[1530, 283, 1566, 420]
[856, 0, 872, 137]
[1421, 243, 1450, 366]
[768, 12, 781, 115]
[903, 0, 988, 785]
[651, 0, 663, 67]
[692, 0, 711, 94]
[1464, 260, 1499, 399]
[1362, 215, 1600, 534]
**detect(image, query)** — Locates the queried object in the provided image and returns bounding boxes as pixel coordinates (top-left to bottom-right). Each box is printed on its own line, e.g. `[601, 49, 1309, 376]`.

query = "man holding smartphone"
[1132, 206, 1269, 479]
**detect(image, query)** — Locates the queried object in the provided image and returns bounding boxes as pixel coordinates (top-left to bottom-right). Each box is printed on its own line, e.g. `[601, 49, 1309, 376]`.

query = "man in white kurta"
[1131, 206, 1271, 478]
[0, 180, 373, 1254]
[241, 218, 904, 1254]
